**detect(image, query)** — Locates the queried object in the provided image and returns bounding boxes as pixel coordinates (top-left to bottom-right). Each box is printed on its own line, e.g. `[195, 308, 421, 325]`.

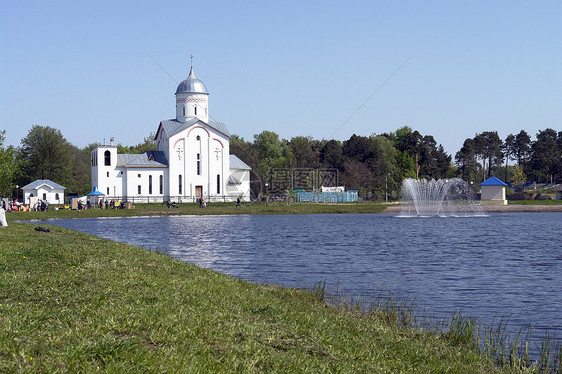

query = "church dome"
[175, 67, 209, 94]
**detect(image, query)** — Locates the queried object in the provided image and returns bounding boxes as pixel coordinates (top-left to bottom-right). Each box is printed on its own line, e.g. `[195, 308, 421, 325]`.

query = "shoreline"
[382, 203, 562, 214]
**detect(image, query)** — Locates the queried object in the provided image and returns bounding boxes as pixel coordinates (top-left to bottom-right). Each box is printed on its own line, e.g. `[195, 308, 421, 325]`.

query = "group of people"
[199, 198, 207, 208]
[77, 199, 124, 210]
[0, 199, 48, 212]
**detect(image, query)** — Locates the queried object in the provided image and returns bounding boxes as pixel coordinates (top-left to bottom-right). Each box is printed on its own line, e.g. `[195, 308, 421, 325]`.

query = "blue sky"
[1, 1, 561, 156]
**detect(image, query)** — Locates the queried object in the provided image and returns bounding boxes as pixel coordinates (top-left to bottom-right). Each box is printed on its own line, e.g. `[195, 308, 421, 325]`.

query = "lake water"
[46, 213, 561, 343]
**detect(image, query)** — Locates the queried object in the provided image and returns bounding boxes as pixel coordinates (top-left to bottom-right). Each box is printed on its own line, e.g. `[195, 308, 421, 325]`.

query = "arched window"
[179, 175, 182, 195]
[194, 106, 197, 115]
[104, 150, 111, 166]
[55, 193, 59, 201]
[217, 174, 220, 194]
[149, 175, 153, 195]
[159, 175, 163, 194]
[43, 193, 47, 200]
[183, 106, 186, 116]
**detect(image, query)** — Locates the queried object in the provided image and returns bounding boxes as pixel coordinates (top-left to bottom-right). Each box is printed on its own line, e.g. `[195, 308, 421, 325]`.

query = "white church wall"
[122, 168, 166, 202]
[225, 169, 251, 202]
[90, 66, 250, 204]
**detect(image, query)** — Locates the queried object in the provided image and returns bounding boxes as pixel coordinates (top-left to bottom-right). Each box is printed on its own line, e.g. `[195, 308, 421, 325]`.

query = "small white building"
[22, 179, 66, 205]
[480, 176, 508, 205]
[91, 65, 251, 203]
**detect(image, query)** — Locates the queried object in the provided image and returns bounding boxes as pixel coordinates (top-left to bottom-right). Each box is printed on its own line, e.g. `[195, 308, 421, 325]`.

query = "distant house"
[22, 180, 66, 205]
[480, 176, 508, 205]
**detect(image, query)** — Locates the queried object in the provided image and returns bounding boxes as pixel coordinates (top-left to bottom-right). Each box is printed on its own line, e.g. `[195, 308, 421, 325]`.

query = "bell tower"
[175, 61, 209, 123]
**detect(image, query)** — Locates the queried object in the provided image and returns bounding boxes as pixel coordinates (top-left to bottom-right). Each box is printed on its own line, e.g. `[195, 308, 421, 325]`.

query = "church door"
[195, 186, 203, 199]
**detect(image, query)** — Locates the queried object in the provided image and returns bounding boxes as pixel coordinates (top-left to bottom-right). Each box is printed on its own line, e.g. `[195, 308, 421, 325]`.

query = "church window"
[196, 135, 200, 141]
[149, 175, 153, 194]
[159, 175, 163, 194]
[55, 193, 59, 200]
[104, 151, 111, 166]
[179, 175, 183, 194]
[138, 174, 141, 178]
[194, 106, 197, 115]
[217, 174, 220, 194]
[107, 172, 109, 177]
[107, 187, 110, 195]
[43, 193, 47, 200]
[183, 106, 186, 116]
[197, 153, 201, 175]
[138, 185, 141, 194]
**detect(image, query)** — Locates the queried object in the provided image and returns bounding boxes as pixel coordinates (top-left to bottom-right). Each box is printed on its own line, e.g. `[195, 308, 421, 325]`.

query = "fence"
[84, 194, 245, 205]
[297, 191, 358, 203]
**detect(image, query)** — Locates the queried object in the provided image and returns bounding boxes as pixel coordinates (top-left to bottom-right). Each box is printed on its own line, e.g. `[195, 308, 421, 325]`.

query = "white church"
[91, 66, 251, 203]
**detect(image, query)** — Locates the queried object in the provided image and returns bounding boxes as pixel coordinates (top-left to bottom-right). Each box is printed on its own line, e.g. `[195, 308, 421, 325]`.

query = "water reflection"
[47, 213, 562, 338]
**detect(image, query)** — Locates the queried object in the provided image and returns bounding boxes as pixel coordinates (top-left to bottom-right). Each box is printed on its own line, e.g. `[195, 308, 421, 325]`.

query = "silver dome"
[175, 67, 209, 94]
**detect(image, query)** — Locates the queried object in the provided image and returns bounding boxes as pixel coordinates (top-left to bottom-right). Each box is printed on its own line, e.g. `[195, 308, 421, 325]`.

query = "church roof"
[22, 179, 66, 190]
[159, 118, 230, 138]
[117, 151, 168, 168]
[230, 155, 251, 170]
[176, 67, 209, 94]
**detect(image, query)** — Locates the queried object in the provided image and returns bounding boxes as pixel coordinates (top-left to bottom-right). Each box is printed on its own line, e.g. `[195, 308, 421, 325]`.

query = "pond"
[47, 213, 561, 344]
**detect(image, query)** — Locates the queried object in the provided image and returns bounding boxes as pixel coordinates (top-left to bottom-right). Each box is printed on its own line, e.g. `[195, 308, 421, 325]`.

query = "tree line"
[1, 125, 560, 201]
[0, 126, 155, 199]
[231, 126, 561, 199]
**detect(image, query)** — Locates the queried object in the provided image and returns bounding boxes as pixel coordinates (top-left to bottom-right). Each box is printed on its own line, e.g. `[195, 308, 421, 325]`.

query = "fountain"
[400, 178, 484, 217]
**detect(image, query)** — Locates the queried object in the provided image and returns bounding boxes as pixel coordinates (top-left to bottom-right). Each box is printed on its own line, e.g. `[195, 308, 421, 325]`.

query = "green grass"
[508, 200, 562, 205]
[5, 201, 387, 222]
[0, 222, 507, 373]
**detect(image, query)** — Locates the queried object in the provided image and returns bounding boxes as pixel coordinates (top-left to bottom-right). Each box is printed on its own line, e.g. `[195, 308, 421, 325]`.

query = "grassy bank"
[508, 200, 562, 205]
[5, 201, 387, 222]
[0, 222, 505, 373]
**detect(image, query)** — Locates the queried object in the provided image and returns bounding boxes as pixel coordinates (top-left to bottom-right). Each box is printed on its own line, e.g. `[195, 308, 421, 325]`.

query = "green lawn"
[508, 199, 562, 205]
[5, 201, 387, 222]
[0, 222, 509, 373]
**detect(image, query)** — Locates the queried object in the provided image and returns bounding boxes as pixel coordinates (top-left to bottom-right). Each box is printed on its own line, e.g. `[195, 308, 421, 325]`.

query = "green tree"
[0, 130, 18, 197]
[514, 130, 531, 166]
[396, 151, 416, 179]
[230, 135, 259, 171]
[19, 125, 71, 185]
[473, 131, 503, 180]
[455, 138, 478, 183]
[66, 144, 91, 196]
[369, 135, 399, 199]
[512, 165, 527, 187]
[529, 128, 560, 183]
[343, 134, 373, 163]
[117, 132, 157, 154]
[341, 160, 374, 197]
[287, 136, 320, 168]
[502, 134, 516, 182]
[394, 129, 424, 179]
[319, 140, 344, 169]
[253, 130, 290, 179]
